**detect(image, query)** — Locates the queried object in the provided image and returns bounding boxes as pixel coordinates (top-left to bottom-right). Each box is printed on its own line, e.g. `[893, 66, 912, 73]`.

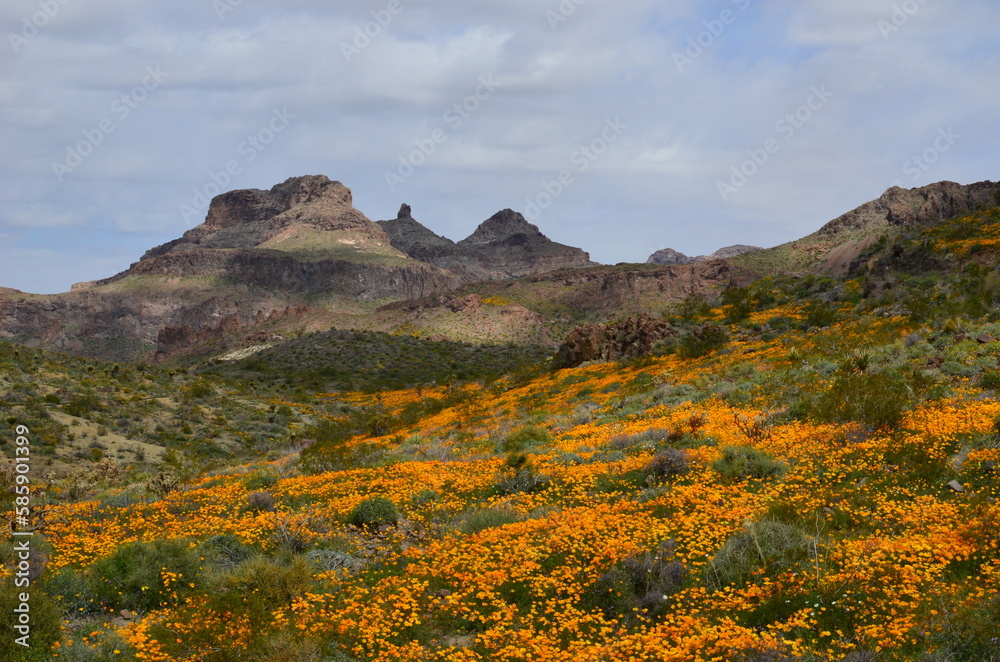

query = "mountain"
[731, 179, 1000, 276]
[0, 176, 462, 362]
[647, 245, 763, 265]
[378, 205, 595, 280]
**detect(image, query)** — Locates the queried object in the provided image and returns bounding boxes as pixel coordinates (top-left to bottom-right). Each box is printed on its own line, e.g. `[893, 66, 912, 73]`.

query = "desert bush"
[809, 369, 912, 429]
[922, 591, 1000, 661]
[502, 425, 553, 453]
[44, 567, 104, 617]
[712, 446, 787, 482]
[299, 438, 387, 475]
[198, 534, 255, 570]
[146, 470, 179, 498]
[495, 453, 550, 495]
[678, 324, 729, 359]
[244, 471, 279, 490]
[0, 580, 62, 660]
[245, 491, 276, 513]
[64, 390, 102, 417]
[707, 520, 811, 589]
[305, 548, 358, 574]
[89, 539, 201, 611]
[583, 540, 687, 623]
[348, 496, 399, 528]
[644, 449, 691, 480]
[210, 555, 313, 612]
[460, 508, 523, 534]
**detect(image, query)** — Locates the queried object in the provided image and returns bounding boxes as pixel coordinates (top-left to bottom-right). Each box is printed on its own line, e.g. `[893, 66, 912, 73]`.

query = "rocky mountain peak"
[397, 203, 413, 219]
[204, 175, 354, 230]
[647, 248, 695, 265]
[457, 209, 546, 248]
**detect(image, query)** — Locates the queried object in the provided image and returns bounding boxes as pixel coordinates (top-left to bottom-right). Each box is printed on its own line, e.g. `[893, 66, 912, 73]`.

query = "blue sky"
[2, 0, 998, 293]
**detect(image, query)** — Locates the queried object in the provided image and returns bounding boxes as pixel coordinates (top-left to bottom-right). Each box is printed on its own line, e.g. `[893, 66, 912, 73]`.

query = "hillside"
[731, 180, 1000, 277]
[2, 203, 1000, 661]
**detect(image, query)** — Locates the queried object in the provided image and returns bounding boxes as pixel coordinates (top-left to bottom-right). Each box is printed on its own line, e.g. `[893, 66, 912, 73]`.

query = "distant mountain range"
[0, 175, 996, 363]
[647, 245, 764, 265]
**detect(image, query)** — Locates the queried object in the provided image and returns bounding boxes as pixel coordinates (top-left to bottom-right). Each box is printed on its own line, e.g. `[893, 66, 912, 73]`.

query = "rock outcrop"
[379, 205, 595, 281]
[817, 180, 1000, 238]
[377, 205, 492, 280]
[457, 209, 595, 278]
[98, 176, 462, 301]
[555, 314, 676, 368]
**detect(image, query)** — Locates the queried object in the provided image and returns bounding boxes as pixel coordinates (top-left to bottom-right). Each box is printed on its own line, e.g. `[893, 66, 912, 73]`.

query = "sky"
[1, 0, 998, 294]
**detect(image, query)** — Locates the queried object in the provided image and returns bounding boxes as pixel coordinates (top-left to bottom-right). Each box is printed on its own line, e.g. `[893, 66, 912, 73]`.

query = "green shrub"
[583, 540, 687, 623]
[924, 591, 1000, 661]
[460, 508, 523, 534]
[707, 520, 811, 589]
[64, 391, 102, 417]
[198, 534, 255, 570]
[244, 491, 276, 513]
[348, 496, 399, 528]
[209, 555, 313, 612]
[712, 446, 787, 482]
[89, 539, 201, 611]
[245, 471, 279, 490]
[980, 370, 1000, 390]
[644, 449, 691, 480]
[809, 370, 912, 429]
[495, 454, 550, 495]
[678, 324, 729, 359]
[0, 580, 63, 660]
[502, 425, 553, 453]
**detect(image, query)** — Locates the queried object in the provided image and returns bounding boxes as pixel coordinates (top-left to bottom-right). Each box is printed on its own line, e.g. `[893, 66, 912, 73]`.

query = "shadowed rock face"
[555, 314, 676, 368]
[379, 205, 595, 281]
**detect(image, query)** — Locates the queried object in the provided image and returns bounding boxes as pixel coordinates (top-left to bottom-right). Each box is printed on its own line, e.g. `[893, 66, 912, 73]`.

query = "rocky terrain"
[379, 204, 595, 280]
[731, 179, 1000, 276]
